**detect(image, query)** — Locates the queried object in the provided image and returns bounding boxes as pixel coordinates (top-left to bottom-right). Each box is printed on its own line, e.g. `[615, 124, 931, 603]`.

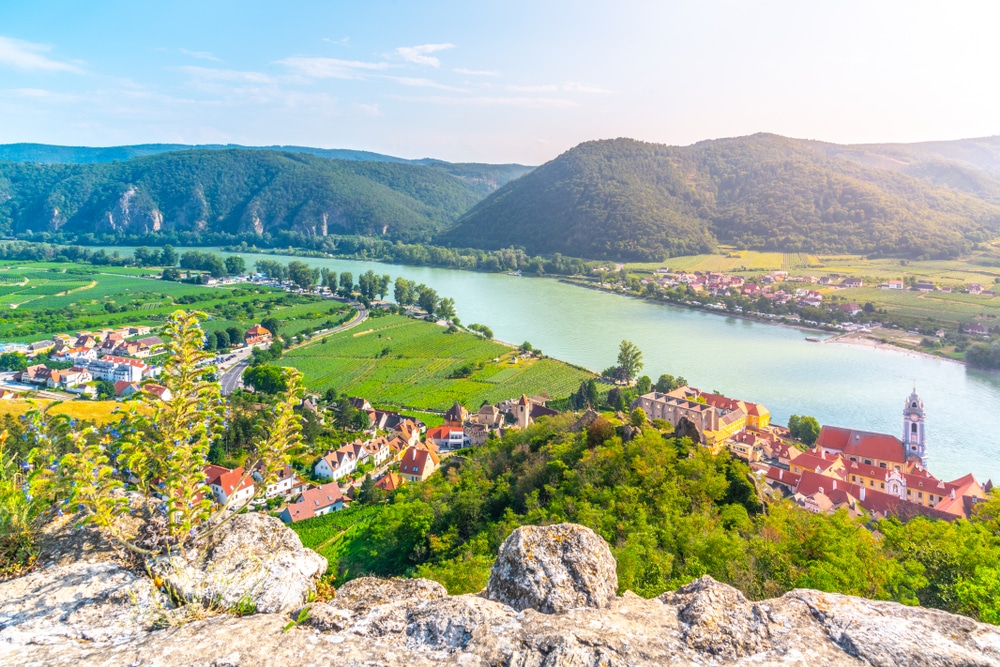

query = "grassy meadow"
[280, 314, 593, 411]
[0, 399, 122, 424]
[0, 260, 351, 343]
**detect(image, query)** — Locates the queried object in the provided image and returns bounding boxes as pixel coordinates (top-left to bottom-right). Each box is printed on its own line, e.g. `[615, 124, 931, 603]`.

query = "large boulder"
[0, 561, 167, 647]
[146, 513, 325, 614]
[485, 522, 618, 613]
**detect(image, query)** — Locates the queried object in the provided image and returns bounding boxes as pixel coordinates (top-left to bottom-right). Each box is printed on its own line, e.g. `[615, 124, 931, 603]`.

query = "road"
[220, 360, 248, 395]
[220, 305, 368, 395]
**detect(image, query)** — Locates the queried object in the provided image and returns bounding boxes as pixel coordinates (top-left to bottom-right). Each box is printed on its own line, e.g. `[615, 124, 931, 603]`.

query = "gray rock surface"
[146, 513, 326, 614]
[486, 522, 618, 613]
[3, 521, 1000, 666]
[0, 561, 168, 648]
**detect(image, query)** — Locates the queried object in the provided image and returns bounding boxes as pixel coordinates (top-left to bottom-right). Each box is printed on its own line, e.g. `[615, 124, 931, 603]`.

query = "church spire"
[902, 388, 926, 467]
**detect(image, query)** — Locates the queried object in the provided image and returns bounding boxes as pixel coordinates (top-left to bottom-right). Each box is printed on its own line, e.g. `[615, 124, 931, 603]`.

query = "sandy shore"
[823, 332, 959, 363]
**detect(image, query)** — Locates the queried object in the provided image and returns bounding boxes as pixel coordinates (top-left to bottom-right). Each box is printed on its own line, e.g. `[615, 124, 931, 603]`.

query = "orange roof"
[816, 426, 906, 465]
[400, 446, 439, 475]
[246, 324, 271, 336]
[375, 472, 405, 491]
[213, 467, 254, 495]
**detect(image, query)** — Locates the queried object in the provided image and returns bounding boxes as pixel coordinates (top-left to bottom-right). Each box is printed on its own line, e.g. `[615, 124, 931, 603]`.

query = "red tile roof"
[213, 466, 254, 496]
[816, 426, 906, 465]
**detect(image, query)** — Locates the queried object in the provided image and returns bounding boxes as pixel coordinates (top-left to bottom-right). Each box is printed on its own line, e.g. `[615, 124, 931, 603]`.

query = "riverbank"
[822, 331, 958, 363]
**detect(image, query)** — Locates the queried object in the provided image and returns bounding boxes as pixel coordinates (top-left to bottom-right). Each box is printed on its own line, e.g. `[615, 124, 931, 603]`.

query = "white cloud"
[355, 102, 383, 117]
[0, 36, 82, 73]
[392, 95, 576, 109]
[323, 37, 351, 47]
[276, 56, 389, 79]
[562, 82, 612, 94]
[385, 76, 469, 92]
[179, 66, 274, 83]
[506, 84, 560, 93]
[180, 48, 221, 62]
[453, 67, 499, 77]
[395, 43, 455, 67]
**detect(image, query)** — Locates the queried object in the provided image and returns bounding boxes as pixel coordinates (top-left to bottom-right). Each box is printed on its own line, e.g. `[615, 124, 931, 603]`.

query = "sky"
[1, 1, 999, 164]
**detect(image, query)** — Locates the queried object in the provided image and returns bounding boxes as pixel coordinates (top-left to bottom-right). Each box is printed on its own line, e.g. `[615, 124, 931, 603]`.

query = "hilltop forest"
[444, 135, 1000, 261]
[6, 134, 1000, 261]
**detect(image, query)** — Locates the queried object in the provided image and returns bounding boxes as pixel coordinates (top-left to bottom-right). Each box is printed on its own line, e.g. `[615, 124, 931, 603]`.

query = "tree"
[586, 379, 600, 407]
[394, 277, 414, 305]
[159, 244, 178, 267]
[226, 326, 244, 347]
[357, 474, 386, 505]
[437, 297, 456, 321]
[636, 375, 652, 395]
[287, 261, 315, 290]
[205, 255, 226, 278]
[788, 414, 821, 445]
[417, 284, 438, 315]
[376, 274, 391, 300]
[203, 332, 216, 351]
[261, 317, 280, 337]
[244, 364, 289, 395]
[95, 380, 116, 400]
[23, 310, 306, 554]
[339, 272, 354, 295]
[616, 340, 643, 383]
[630, 407, 647, 427]
[0, 352, 27, 372]
[214, 330, 230, 350]
[320, 268, 335, 291]
[224, 255, 246, 276]
[133, 247, 155, 267]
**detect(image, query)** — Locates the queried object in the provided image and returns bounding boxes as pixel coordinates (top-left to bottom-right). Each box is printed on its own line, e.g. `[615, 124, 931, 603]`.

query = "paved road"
[220, 360, 248, 395]
[219, 305, 368, 395]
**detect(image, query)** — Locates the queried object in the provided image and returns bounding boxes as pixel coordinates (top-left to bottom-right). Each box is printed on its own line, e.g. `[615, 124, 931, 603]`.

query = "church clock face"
[910, 414, 919, 421]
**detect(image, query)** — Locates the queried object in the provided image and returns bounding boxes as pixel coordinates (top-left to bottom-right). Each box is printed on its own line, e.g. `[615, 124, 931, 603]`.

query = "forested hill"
[442, 135, 1000, 261]
[0, 143, 532, 197]
[0, 149, 495, 242]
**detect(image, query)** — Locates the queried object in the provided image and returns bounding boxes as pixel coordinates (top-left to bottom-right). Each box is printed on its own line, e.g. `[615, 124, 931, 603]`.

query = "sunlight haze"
[0, 0, 998, 163]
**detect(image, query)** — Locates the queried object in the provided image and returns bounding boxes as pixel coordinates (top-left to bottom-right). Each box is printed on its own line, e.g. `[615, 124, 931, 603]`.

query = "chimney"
[859, 485, 866, 501]
[833, 480, 837, 490]
[779, 469, 783, 480]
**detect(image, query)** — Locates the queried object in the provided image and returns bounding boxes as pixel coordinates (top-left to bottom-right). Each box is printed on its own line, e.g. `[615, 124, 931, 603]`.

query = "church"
[783, 389, 991, 520]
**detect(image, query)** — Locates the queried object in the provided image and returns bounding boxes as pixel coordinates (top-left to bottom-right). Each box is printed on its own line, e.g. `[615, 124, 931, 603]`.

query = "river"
[104, 247, 1000, 484]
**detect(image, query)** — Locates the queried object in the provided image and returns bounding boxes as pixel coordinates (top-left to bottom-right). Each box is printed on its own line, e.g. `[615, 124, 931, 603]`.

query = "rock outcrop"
[146, 513, 326, 614]
[2, 522, 999, 666]
[486, 522, 618, 613]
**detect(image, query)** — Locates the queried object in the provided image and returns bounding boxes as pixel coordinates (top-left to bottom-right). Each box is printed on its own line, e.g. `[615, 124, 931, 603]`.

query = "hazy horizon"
[2, 0, 999, 164]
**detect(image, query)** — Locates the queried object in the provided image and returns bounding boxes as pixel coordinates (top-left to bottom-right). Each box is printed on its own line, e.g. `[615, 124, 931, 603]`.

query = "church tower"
[902, 388, 926, 466]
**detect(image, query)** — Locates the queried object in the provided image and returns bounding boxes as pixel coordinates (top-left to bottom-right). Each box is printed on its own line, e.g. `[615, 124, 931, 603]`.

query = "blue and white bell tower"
[902, 388, 926, 467]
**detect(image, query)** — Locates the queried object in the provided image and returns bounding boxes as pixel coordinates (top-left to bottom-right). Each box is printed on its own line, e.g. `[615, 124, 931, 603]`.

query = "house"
[838, 303, 863, 317]
[142, 383, 173, 401]
[251, 463, 303, 498]
[74, 335, 98, 349]
[968, 283, 984, 295]
[444, 401, 469, 424]
[128, 326, 152, 336]
[883, 280, 904, 290]
[58, 367, 92, 388]
[842, 277, 863, 288]
[399, 445, 440, 483]
[427, 425, 467, 450]
[375, 472, 405, 493]
[245, 324, 273, 345]
[394, 419, 423, 447]
[963, 322, 990, 336]
[364, 437, 392, 467]
[114, 381, 141, 398]
[914, 281, 935, 293]
[464, 423, 489, 447]
[314, 443, 361, 480]
[279, 482, 343, 523]
[0, 389, 18, 400]
[17, 364, 50, 385]
[25, 340, 55, 357]
[206, 466, 255, 507]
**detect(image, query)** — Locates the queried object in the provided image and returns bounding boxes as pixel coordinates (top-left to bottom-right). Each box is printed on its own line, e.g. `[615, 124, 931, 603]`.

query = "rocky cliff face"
[2, 521, 998, 666]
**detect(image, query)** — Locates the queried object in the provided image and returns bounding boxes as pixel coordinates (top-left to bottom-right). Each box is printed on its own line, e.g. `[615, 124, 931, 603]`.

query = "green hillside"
[443, 135, 1000, 261]
[0, 149, 487, 243]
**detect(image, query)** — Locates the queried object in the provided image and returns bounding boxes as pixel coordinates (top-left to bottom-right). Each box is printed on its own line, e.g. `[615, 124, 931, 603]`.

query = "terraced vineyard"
[281, 314, 593, 410]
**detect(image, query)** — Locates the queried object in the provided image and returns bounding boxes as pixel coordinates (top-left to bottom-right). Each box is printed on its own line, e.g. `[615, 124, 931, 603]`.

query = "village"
[636, 384, 992, 521]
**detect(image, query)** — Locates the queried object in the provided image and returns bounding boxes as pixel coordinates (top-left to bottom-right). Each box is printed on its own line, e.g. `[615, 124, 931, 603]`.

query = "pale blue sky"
[1, 1, 998, 163]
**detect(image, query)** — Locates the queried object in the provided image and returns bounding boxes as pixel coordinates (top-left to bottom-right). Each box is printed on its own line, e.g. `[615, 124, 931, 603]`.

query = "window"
[413, 467, 419, 473]
[880, 483, 884, 489]
[879, 462, 887, 469]
[863, 459, 872, 465]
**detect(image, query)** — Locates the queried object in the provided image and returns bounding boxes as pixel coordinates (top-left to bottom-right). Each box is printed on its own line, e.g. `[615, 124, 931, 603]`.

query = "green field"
[281, 314, 593, 410]
[0, 260, 352, 343]
[626, 249, 816, 274]
[288, 504, 384, 578]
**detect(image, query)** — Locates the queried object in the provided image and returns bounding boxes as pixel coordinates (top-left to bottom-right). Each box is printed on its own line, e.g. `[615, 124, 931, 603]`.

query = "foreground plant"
[24, 309, 304, 555]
